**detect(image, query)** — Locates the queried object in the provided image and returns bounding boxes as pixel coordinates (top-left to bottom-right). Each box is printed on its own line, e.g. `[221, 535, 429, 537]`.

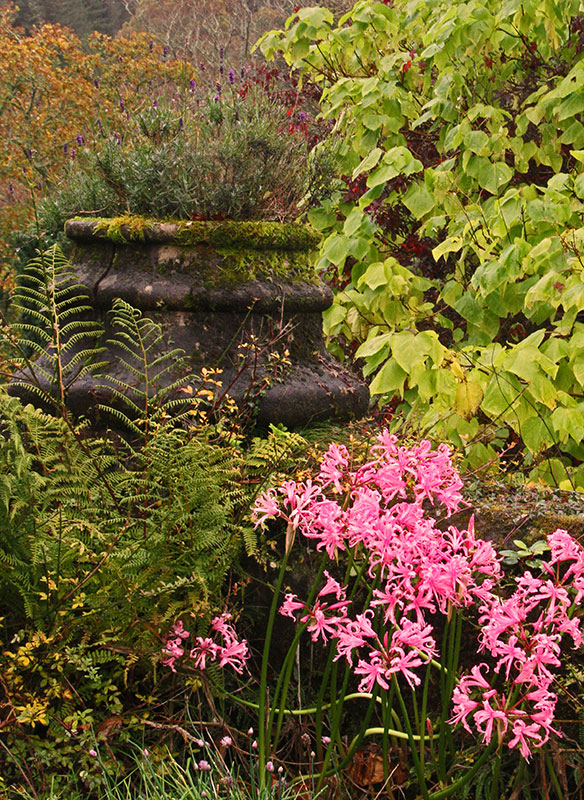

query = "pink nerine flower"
[280, 593, 305, 619]
[252, 488, 280, 527]
[319, 443, 350, 492]
[547, 529, 581, 563]
[251, 433, 582, 763]
[189, 637, 219, 670]
[450, 531, 584, 759]
[161, 613, 248, 674]
[217, 637, 249, 673]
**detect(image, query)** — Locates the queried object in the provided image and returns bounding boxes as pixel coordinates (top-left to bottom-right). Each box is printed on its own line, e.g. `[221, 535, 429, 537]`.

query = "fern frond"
[5, 244, 106, 413]
[96, 298, 196, 439]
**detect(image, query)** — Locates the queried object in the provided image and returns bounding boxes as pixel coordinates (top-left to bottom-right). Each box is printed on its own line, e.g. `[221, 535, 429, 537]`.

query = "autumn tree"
[14, 0, 129, 36]
[0, 3, 194, 286]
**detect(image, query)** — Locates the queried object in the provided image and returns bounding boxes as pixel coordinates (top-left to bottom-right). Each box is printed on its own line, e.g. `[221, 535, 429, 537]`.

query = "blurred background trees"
[13, 0, 129, 36]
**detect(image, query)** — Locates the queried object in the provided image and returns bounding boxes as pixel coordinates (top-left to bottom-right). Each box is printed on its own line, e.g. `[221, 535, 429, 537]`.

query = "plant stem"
[419, 658, 432, 770]
[393, 677, 430, 800]
[269, 554, 328, 753]
[544, 749, 563, 799]
[258, 549, 290, 789]
[489, 749, 500, 800]
[428, 739, 498, 800]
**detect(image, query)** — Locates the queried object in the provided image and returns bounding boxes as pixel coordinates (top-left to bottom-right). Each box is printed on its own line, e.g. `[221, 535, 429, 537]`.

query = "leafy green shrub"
[37, 84, 340, 230]
[260, 0, 584, 487]
[0, 245, 316, 793]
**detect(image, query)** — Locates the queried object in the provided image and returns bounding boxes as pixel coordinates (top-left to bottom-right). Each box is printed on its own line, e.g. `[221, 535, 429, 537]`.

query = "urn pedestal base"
[16, 218, 369, 428]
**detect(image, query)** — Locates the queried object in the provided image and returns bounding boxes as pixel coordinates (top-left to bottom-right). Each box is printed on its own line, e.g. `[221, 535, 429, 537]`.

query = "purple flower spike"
[94, 78, 99, 88]
[213, 95, 220, 102]
[228, 69, 235, 85]
[163, 46, 168, 58]
[179, 117, 184, 129]
[76, 135, 85, 146]
[63, 143, 68, 155]
[299, 111, 307, 122]
[149, 40, 154, 52]
[190, 78, 196, 89]
[219, 46, 224, 60]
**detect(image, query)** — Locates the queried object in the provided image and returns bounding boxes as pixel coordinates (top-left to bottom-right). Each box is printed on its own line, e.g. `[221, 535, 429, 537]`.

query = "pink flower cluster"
[252, 432, 584, 760]
[162, 613, 249, 674]
[254, 434, 498, 687]
[452, 529, 584, 759]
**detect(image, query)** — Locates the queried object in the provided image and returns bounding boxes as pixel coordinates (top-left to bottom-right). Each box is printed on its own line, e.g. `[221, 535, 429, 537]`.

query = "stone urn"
[58, 217, 369, 428]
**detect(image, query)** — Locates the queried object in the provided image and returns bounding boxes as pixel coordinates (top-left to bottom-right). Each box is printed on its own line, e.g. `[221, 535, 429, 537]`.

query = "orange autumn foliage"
[0, 3, 195, 284]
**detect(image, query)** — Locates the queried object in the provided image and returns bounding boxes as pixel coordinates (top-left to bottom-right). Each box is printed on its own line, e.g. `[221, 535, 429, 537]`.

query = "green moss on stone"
[93, 215, 149, 244]
[68, 215, 321, 285]
[209, 247, 317, 287]
[76, 216, 320, 251]
[174, 220, 321, 251]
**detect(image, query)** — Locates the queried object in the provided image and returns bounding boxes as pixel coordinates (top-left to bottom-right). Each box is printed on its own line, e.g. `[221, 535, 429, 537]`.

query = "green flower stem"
[393, 676, 431, 800]
[299, 690, 380, 786]
[314, 636, 335, 764]
[428, 739, 498, 800]
[544, 749, 563, 798]
[270, 620, 308, 746]
[258, 549, 290, 789]
[382, 691, 390, 779]
[362, 726, 422, 742]
[438, 609, 462, 783]
[419, 658, 432, 770]
[489, 750, 501, 800]
[412, 681, 421, 734]
[269, 554, 328, 753]
[316, 659, 351, 793]
[210, 683, 391, 717]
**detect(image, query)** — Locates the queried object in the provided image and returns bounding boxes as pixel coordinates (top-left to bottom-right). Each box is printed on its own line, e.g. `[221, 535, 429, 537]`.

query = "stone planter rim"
[65, 216, 321, 252]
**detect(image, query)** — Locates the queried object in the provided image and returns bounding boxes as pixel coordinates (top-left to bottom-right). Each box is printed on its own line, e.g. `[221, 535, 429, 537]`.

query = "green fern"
[97, 298, 195, 441]
[7, 244, 106, 413]
[247, 424, 309, 472]
[0, 244, 320, 783]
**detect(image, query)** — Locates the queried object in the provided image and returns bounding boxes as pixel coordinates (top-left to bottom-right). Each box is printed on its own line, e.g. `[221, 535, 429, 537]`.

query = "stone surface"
[12, 219, 369, 428]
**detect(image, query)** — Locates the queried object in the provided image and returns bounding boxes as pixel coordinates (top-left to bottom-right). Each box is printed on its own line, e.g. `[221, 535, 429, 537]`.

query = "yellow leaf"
[450, 359, 465, 381]
[454, 381, 484, 419]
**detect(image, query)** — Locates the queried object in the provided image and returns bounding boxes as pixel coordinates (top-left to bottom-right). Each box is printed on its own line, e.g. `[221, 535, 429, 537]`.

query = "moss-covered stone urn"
[62, 216, 369, 427]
